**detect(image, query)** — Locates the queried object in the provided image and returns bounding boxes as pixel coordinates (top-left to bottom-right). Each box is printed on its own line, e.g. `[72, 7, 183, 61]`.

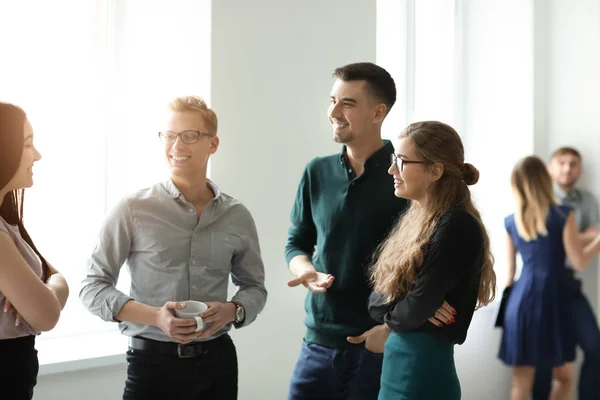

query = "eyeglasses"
[158, 130, 212, 145]
[390, 153, 431, 172]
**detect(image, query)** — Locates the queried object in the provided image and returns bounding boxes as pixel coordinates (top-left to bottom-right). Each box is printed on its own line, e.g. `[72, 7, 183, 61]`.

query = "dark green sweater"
[285, 140, 408, 348]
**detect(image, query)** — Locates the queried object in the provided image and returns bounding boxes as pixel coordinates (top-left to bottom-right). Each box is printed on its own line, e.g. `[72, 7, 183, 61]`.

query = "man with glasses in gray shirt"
[532, 147, 600, 400]
[80, 96, 267, 400]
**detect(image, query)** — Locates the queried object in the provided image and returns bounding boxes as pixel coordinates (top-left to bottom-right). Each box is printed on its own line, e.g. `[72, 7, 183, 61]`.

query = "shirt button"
[188, 208, 194, 213]
[348, 169, 352, 173]
[351, 182, 356, 186]
[192, 285, 197, 290]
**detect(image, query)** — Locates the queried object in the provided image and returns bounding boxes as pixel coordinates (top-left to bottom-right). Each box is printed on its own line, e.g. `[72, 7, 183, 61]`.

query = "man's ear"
[210, 136, 219, 154]
[372, 103, 387, 124]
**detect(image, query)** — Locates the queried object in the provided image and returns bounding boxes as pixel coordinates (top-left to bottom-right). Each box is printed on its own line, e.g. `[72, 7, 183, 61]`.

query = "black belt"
[129, 334, 231, 359]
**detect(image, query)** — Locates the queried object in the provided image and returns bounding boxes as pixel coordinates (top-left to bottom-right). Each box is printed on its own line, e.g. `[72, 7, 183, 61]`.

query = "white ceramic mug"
[174, 301, 208, 332]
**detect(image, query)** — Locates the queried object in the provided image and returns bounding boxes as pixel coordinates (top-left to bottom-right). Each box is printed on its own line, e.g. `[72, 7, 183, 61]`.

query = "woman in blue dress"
[499, 156, 600, 400]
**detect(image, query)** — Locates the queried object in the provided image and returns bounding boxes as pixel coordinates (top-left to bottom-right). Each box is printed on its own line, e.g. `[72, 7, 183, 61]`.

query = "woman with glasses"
[0, 102, 69, 399]
[499, 156, 600, 400]
[368, 121, 496, 399]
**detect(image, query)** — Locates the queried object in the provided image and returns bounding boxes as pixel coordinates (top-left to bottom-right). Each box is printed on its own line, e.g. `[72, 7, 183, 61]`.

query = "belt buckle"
[177, 344, 196, 359]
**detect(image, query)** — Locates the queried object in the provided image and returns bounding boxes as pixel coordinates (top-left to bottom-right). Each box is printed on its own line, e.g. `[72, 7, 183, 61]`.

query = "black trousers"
[0, 335, 38, 400]
[123, 334, 238, 400]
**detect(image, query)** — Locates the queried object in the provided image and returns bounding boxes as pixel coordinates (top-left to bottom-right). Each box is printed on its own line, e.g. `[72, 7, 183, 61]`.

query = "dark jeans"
[288, 340, 383, 400]
[123, 334, 238, 400]
[533, 280, 600, 400]
[0, 335, 38, 400]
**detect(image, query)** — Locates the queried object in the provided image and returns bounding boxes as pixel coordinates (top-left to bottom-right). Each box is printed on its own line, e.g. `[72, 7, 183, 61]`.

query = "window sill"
[37, 330, 127, 376]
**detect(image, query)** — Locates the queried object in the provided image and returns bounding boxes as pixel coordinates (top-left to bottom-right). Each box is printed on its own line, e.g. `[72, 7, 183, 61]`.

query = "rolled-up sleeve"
[230, 207, 267, 328]
[79, 198, 134, 322]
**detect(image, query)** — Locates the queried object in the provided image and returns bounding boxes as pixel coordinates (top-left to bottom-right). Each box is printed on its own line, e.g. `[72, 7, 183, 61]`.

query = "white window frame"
[1, 0, 212, 374]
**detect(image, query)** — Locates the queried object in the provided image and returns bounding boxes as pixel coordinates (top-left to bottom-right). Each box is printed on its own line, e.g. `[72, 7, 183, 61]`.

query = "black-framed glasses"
[390, 153, 431, 172]
[158, 130, 212, 145]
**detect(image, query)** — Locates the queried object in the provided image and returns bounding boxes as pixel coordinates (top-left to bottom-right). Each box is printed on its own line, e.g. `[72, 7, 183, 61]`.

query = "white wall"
[210, 0, 375, 398]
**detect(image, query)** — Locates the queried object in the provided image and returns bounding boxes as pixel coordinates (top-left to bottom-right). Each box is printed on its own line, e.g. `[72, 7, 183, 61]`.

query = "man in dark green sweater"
[285, 62, 408, 400]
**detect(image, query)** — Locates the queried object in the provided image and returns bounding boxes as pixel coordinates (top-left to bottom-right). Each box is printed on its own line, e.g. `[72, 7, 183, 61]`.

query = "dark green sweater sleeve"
[285, 167, 317, 265]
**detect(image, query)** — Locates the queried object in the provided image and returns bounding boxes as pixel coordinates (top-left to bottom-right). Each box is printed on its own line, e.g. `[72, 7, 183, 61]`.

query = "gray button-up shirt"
[554, 184, 600, 269]
[79, 179, 267, 342]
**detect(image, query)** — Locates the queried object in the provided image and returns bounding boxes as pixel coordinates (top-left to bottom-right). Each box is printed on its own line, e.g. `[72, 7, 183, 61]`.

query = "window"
[377, 0, 535, 294]
[0, 0, 211, 343]
[413, 0, 456, 126]
[377, 0, 457, 140]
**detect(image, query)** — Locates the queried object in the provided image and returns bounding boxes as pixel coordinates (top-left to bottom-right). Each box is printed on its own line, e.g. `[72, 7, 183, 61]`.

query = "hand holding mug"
[155, 301, 206, 344]
[174, 300, 208, 332]
[195, 302, 237, 339]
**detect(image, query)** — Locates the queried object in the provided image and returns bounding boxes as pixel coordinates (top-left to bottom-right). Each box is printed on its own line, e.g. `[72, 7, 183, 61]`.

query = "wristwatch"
[231, 301, 245, 324]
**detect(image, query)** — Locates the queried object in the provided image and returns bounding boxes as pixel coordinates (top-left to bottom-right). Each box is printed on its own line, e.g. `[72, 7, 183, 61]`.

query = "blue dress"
[499, 205, 576, 367]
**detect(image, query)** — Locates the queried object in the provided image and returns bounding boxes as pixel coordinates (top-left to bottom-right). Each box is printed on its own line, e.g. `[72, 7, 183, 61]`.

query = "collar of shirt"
[553, 183, 581, 202]
[339, 140, 394, 170]
[162, 178, 222, 201]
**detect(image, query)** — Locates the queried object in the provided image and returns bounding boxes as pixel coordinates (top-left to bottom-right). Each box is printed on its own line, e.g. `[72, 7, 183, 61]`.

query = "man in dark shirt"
[284, 62, 408, 400]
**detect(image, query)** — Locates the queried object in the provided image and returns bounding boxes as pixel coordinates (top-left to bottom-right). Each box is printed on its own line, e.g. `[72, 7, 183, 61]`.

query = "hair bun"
[462, 163, 479, 185]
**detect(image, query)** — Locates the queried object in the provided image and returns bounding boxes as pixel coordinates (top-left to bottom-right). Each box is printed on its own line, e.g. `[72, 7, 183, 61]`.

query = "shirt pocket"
[209, 232, 241, 273]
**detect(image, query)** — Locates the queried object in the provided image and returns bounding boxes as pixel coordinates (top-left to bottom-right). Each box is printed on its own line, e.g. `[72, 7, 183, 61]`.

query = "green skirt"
[379, 331, 461, 400]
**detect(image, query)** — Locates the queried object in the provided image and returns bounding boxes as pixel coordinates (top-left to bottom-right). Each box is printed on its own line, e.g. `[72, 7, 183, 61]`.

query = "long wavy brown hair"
[371, 121, 496, 307]
[0, 103, 51, 282]
[511, 156, 557, 241]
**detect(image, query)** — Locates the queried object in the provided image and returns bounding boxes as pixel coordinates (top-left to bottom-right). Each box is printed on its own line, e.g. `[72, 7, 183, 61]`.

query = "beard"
[554, 177, 578, 192]
[333, 129, 354, 144]
[558, 176, 578, 189]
